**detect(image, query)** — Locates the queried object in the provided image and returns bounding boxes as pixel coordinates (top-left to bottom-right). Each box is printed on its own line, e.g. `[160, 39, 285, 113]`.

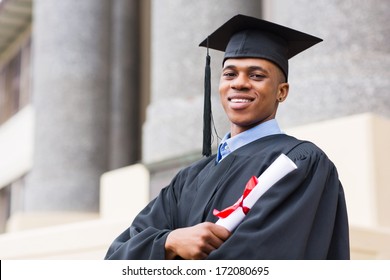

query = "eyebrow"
[222, 64, 270, 74]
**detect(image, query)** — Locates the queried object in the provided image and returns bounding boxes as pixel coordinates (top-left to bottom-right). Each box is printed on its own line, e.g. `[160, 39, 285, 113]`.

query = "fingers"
[208, 222, 231, 241]
[203, 222, 230, 249]
[165, 222, 231, 260]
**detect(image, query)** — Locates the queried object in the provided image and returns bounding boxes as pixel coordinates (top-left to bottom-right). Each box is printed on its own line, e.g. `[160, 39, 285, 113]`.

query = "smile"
[229, 98, 253, 103]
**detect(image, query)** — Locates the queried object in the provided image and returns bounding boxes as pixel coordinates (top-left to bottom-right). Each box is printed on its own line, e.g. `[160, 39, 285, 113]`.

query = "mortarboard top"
[199, 14, 323, 78]
[198, 14, 323, 157]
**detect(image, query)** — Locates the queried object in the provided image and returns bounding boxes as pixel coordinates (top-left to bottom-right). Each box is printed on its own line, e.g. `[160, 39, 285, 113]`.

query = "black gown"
[104, 134, 350, 260]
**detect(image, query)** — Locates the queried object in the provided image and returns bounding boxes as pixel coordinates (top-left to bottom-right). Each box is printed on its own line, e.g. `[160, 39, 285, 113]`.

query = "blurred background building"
[0, 0, 389, 259]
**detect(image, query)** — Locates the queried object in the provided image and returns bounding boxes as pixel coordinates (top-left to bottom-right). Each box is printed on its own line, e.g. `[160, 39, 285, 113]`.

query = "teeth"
[230, 98, 251, 103]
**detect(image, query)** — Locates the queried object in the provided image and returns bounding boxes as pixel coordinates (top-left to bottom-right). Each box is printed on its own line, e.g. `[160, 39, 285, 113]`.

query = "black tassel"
[202, 43, 212, 157]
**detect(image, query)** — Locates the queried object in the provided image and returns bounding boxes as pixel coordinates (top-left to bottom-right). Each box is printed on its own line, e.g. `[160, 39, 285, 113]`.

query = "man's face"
[219, 58, 288, 136]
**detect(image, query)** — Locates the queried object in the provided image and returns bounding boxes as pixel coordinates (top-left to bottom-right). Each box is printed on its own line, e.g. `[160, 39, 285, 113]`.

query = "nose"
[231, 73, 251, 91]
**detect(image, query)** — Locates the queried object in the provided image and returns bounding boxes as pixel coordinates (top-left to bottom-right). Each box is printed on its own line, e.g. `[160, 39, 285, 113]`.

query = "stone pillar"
[22, 0, 111, 220]
[109, 0, 141, 170]
[143, 0, 262, 163]
[263, 0, 390, 127]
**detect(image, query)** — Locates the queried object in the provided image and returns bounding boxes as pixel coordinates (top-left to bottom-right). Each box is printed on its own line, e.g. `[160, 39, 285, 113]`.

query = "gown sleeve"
[104, 170, 186, 260]
[207, 142, 350, 259]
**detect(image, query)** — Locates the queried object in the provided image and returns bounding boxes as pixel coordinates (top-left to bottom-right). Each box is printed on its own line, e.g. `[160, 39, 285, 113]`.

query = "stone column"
[21, 0, 111, 224]
[143, 0, 262, 163]
[109, 0, 141, 170]
[263, 0, 390, 127]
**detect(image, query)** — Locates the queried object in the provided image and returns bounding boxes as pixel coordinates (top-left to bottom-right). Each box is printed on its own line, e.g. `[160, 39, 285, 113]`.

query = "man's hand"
[165, 222, 231, 260]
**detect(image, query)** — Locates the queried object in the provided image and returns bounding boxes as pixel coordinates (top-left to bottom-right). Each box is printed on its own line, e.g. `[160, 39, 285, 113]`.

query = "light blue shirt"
[216, 119, 283, 162]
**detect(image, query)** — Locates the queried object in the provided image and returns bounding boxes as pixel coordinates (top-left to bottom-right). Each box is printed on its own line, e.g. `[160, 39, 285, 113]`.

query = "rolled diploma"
[216, 153, 297, 232]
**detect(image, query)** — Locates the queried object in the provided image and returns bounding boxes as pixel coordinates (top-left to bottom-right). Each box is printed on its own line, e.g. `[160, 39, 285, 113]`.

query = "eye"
[249, 73, 266, 80]
[222, 71, 236, 79]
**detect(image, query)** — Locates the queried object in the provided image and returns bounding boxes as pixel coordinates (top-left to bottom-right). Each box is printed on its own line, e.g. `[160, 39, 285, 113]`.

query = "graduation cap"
[199, 14, 322, 157]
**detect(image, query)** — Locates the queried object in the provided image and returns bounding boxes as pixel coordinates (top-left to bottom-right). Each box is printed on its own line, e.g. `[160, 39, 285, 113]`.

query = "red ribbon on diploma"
[213, 176, 259, 219]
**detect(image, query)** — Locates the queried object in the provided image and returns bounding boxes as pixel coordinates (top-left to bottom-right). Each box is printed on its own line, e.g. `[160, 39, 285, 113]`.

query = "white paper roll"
[215, 153, 297, 231]
[216, 207, 247, 232]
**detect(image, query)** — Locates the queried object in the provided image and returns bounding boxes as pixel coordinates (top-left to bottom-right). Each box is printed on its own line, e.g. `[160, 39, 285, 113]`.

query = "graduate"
[105, 14, 350, 260]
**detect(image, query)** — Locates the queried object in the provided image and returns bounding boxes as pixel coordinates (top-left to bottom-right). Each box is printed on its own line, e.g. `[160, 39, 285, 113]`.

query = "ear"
[277, 82, 289, 102]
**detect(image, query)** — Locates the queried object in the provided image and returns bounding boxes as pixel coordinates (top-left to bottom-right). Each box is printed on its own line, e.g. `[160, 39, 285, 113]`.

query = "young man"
[105, 14, 350, 260]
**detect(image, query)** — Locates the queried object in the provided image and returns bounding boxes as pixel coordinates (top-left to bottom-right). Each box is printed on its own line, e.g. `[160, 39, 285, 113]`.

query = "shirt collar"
[216, 119, 283, 162]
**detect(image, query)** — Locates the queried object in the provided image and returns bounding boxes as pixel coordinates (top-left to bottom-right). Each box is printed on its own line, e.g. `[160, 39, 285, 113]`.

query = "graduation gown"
[104, 134, 350, 260]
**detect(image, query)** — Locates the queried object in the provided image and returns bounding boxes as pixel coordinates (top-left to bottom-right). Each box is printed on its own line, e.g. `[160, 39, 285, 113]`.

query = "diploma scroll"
[214, 153, 297, 232]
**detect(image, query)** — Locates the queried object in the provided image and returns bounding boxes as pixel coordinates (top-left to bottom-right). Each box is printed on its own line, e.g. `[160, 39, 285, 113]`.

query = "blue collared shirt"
[216, 119, 283, 162]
